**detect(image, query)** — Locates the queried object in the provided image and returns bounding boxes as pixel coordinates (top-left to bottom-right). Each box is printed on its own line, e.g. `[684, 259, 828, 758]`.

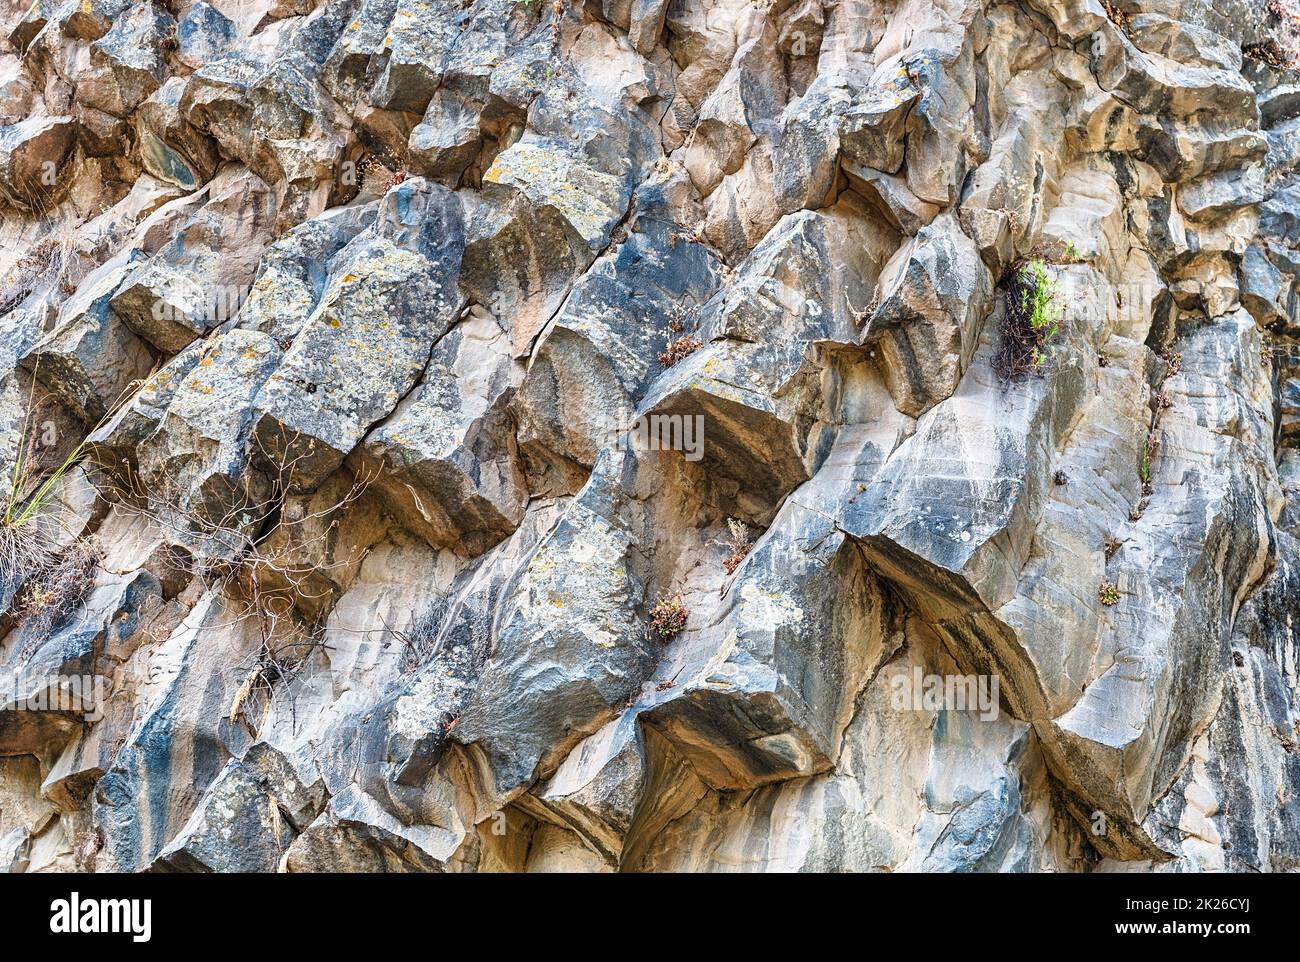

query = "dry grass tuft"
[387, 605, 443, 673]
[721, 518, 753, 574]
[658, 335, 702, 368]
[14, 540, 99, 650]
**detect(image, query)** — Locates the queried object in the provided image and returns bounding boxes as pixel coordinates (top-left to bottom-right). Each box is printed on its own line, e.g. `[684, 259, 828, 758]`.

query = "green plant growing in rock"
[996, 258, 1063, 379]
[647, 594, 689, 641]
[1021, 260, 1062, 357]
[1098, 581, 1121, 606]
[1, 392, 96, 600]
[1052, 239, 1089, 265]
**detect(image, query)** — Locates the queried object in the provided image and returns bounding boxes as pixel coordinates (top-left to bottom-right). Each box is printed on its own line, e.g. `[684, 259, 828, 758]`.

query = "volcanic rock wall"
[2, 0, 1299, 872]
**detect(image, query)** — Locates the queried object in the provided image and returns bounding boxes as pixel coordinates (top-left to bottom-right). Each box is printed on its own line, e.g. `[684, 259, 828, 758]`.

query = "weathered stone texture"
[2, 0, 1299, 875]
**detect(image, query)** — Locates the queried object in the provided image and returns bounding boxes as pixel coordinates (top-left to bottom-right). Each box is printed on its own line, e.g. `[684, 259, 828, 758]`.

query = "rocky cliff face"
[1, 0, 1299, 873]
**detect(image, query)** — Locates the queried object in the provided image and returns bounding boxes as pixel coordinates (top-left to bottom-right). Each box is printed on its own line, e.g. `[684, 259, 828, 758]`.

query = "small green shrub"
[1019, 260, 1062, 364]
[1098, 581, 1121, 606]
[996, 259, 1064, 379]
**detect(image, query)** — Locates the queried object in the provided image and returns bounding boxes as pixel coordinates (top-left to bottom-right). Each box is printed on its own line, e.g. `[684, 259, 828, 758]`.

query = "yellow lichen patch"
[483, 142, 622, 246]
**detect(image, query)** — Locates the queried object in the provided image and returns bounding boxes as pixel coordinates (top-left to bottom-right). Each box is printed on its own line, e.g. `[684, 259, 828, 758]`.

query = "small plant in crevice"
[1139, 430, 1160, 496]
[1102, 0, 1134, 36]
[1245, 40, 1294, 68]
[0, 233, 73, 316]
[647, 594, 689, 642]
[666, 303, 697, 335]
[1103, 535, 1123, 560]
[386, 605, 444, 673]
[1128, 503, 1144, 522]
[1161, 350, 1183, 377]
[1, 374, 116, 603]
[721, 518, 753, 575]
[658, 334, 702, 368]
[1135, 359, 1175, 513]
[1098, 581, 1121, 606]
[1053, 469, 1069, 486]
[380, 168, 409, 193]
[1057, 240, 1085, 264]
[995, 258, 1064, 380]
[13, 540, 99, 653]
[353, 150, 409, 196]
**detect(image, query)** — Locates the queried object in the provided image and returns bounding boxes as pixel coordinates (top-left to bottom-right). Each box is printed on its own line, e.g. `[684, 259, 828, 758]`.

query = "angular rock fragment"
[109, 167, 276, 353]
[251, 179, 465, 491]
[353, 311, 527, 557]
[0, 115, 76, 209]
[861, 213, 993, 417]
